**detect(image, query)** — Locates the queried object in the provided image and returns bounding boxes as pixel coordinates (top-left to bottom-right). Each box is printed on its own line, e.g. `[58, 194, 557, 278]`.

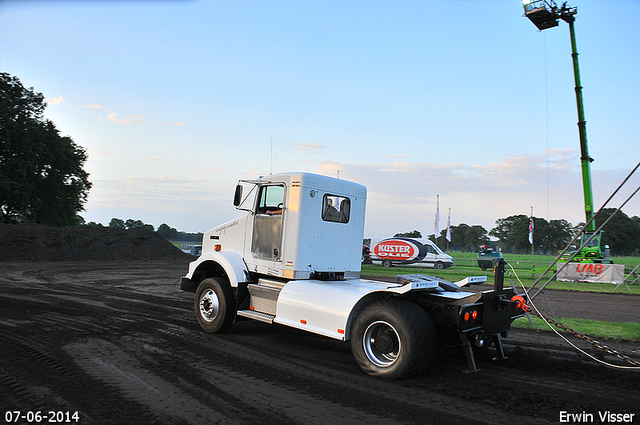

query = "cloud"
[82, 104, 104, 110]
[46, 96, 64, 105]
[310, 149, 601, 236]
[167, 121, 183, 126]
[293, 143, 323, 152]
[90, 149, 110, 156]
[107, 112, 148, 124]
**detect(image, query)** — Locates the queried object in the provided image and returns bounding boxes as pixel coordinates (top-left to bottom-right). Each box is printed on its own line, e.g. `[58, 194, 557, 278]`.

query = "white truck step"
[237, 309, 275, 324]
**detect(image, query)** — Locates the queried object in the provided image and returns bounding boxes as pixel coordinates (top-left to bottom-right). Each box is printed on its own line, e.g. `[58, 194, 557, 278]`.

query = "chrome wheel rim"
[363, 320, 401, 367]
[199, 289, 220, 322]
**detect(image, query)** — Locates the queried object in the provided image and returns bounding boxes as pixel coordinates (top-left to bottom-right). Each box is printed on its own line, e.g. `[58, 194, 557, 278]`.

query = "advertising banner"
[556, 263, 625, 284]
[373, 239, 423, 263]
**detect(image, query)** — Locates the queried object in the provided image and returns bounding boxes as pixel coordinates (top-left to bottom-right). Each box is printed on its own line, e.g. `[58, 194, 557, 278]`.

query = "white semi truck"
[180, 172, 527, 378]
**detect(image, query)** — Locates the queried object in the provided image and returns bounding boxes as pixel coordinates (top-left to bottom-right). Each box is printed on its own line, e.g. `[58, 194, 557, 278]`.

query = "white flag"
[529, 216, 534, 245]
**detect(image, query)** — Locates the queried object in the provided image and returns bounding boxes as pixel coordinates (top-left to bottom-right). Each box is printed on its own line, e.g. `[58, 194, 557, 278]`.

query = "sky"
[1, 0, 639, 238]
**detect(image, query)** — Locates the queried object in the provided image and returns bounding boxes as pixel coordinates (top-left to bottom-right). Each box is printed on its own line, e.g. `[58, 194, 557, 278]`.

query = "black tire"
[194, 277, 236, 333]
[351, 298, 436, 379]
[435, 261, 444, 270]
[382, 259, 392, 268]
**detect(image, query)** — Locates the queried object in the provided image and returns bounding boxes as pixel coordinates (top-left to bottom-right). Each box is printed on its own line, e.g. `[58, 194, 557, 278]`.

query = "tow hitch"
[461, 259, 526, 373]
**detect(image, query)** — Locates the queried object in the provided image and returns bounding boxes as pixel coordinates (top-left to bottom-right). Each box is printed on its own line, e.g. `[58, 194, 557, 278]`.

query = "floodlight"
[522, 0, 559, 30]
[522, 0, 578, 31]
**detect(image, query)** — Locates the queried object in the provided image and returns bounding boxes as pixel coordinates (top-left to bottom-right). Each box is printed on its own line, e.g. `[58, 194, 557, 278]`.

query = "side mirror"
[233, 185, 243, 206]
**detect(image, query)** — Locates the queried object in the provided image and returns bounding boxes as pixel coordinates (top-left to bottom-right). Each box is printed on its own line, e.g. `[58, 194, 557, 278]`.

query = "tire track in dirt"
[1, 262, 638, 425]
[63, 338, 234, 425]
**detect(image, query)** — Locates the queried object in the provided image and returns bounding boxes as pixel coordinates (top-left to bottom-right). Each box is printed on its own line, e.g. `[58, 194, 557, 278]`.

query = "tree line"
[85, 218, 203, 242]
[426, 208, 640, 256]
[103, 208, 640, 256]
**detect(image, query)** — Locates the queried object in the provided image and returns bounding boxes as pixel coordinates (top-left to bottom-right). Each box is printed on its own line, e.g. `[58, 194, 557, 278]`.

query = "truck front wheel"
[194, 277, 236, 333]
[351, 298, 436, 379]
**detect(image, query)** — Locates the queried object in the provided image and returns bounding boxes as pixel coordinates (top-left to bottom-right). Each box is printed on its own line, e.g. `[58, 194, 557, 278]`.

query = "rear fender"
[343, 292, 393, 340]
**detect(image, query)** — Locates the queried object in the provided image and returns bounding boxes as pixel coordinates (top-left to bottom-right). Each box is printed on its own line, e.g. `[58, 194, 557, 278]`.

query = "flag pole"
[446, 208, 451, 251]
[530, 206, 534, 276]
[434, 195, 440, 240]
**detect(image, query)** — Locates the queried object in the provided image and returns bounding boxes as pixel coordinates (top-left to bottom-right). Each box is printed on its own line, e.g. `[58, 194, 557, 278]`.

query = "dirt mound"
[0, 223, 194, 261]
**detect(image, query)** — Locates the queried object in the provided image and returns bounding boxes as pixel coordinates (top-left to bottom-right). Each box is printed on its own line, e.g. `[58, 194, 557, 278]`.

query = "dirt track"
[1, 261, 639, 425]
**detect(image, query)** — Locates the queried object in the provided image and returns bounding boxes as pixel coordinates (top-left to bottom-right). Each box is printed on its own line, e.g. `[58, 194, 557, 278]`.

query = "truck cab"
[183, 172, 366, 287]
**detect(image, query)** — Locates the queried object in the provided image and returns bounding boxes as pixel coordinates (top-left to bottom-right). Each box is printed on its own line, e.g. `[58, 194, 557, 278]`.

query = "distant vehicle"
[182, 244, 202, 256]
[558, 231, 612, 264]
[477, 245, 502, 271]
[361, 244, 372, 264]
[369, 238, 453, 269]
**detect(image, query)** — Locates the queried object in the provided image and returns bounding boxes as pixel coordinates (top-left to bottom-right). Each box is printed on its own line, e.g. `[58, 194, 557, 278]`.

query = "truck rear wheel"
[351, 298, 436, 379]
[194, 277, 236, 333]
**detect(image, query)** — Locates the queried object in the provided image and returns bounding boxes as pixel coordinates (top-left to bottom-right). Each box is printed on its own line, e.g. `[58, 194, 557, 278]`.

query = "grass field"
[512, 316, 640, 342]
[362, 252, 640, 295]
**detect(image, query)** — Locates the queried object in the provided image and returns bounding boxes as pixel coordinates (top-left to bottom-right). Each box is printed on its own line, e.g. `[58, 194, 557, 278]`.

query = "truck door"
[251, 184, 285, 261]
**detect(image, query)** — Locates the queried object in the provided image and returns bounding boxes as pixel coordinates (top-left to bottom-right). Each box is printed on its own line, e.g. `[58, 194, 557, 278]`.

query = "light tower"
[522, 0, 595, 233]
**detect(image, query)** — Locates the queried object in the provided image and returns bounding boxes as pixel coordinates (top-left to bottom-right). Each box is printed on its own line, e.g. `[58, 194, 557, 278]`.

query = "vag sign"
[576, 263, 604, 274]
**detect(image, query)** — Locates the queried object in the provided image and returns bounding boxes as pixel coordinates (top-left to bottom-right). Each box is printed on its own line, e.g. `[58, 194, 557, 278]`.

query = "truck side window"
[322, 194, 350, 223]
[256, 185, 285, 215]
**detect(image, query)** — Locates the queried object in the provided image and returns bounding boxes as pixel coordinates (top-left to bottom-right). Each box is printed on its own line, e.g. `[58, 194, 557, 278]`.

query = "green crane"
[522, 0, 610, 262]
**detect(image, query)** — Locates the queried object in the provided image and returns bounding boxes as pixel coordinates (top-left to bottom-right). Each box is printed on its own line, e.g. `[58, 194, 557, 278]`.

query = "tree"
[394, 230, 421, 238]
[490, 215, 574, 254]
[124, 218, 154, 232]
[109, 218, 126, 229]
[489, 215, 530, 254]
[157, 223, 179, 240]
[0, 72, 91, 226]
[440, 223, 489, 251]
[463, 225, 490, 252]
[595, 209, 640, 256]
[109, 217, 154, 232]
[545, 219, 573, 253]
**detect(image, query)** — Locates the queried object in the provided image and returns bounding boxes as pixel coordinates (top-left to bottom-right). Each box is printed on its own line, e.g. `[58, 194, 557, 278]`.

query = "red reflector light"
[464, 312, 470, 321]
[472, 310, 478, 320]
[300, 319, 307, 324]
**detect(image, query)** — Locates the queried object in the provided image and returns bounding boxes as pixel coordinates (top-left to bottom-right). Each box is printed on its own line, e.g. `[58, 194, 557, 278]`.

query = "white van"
[368, 237, 453, 269]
